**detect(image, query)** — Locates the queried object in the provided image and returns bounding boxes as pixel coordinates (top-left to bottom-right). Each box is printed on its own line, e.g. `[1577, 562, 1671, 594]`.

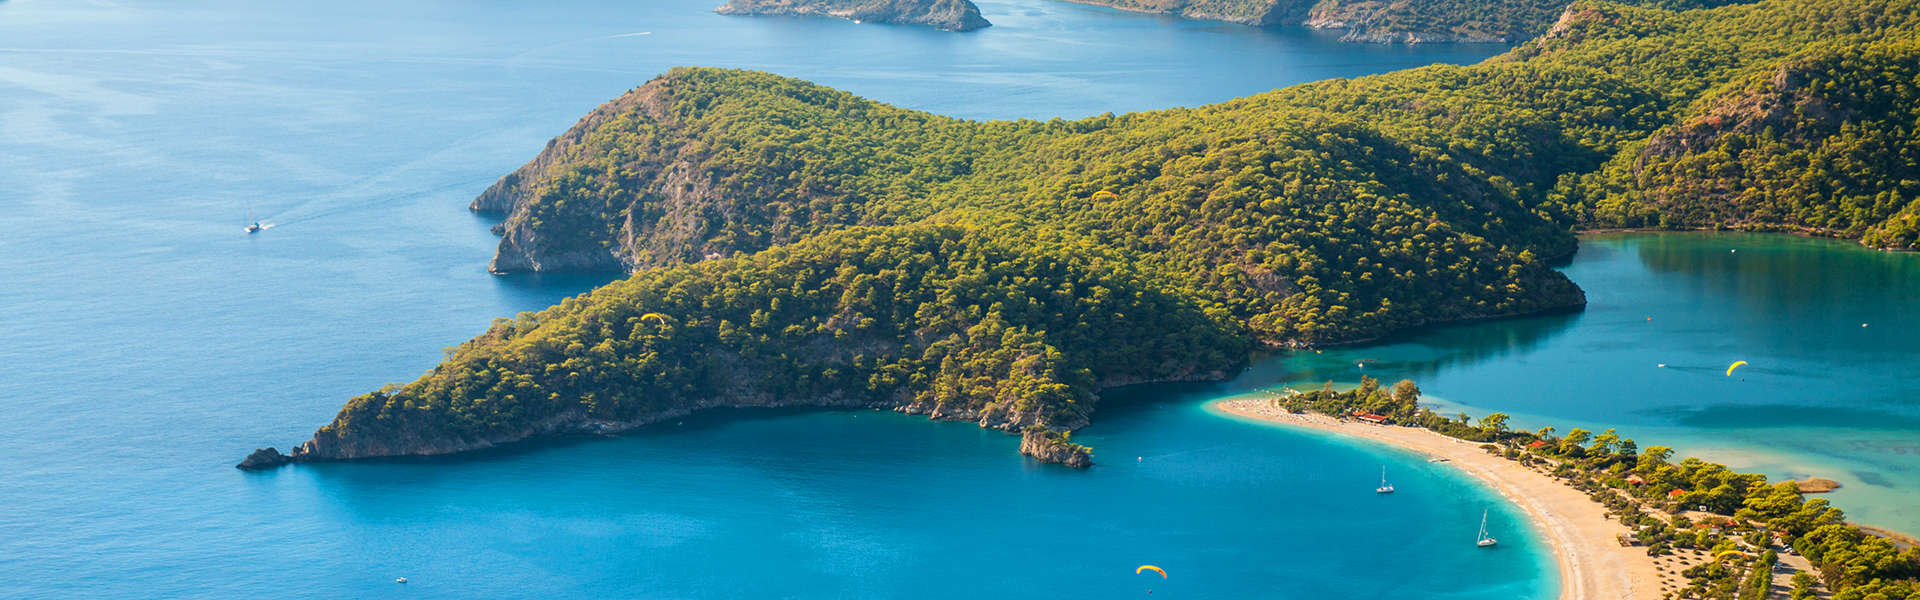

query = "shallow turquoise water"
[1267, 232, 1920, 533]
[0, 0, 1546, 597]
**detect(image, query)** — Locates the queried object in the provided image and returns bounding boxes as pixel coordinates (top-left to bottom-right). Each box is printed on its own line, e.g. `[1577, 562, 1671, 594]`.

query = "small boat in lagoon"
[1476, 509, 1499, 548]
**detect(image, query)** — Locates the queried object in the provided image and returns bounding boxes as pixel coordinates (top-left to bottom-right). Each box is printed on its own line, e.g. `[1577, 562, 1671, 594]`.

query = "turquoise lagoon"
[0, 0, 1534, 597]
[4, 0, 1911, 598]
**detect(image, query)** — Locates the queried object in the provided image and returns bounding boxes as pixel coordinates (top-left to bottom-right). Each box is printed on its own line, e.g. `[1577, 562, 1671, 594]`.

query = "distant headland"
[715, 0, 991, 31]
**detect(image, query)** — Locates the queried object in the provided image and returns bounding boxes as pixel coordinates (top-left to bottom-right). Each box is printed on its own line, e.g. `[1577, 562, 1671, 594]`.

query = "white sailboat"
[1375, 466, 1394, 494]
[1476, 509, 1499, 547]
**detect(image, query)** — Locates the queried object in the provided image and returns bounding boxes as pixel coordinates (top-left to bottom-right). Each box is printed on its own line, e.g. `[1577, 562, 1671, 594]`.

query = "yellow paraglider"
[1092, 190, 1119, 201]
[1136, 565, 1167, 579]
[641, 312, 671, 325]
[1726, 361, 1748, 376]
[1715, 550, 1747, 561]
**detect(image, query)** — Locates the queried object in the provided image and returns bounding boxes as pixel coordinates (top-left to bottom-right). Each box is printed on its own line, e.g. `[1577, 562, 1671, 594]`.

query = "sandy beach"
[1215, 397, 1665, 600]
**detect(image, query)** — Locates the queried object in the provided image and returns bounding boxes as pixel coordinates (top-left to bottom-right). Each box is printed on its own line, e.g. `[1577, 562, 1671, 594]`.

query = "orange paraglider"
[1136, 565, 1167, 579]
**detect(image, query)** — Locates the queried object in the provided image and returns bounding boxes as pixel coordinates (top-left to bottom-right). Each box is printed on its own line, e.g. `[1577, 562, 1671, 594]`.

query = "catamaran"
[1476, 509, 1499, 547]
[1375, 466, 1394, 494]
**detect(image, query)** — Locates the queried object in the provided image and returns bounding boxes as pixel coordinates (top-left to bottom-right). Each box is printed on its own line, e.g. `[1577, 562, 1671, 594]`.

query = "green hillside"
[299, 0, 1920, 470]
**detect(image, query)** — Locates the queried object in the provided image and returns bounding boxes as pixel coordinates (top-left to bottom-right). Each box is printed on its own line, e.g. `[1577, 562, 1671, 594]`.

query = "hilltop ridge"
[281, 0, 1920, 468]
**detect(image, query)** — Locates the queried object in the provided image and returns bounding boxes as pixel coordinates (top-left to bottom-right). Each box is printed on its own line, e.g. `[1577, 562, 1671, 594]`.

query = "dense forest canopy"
[300, 0, 1920, 466]
[1306, 0, 1755, 42]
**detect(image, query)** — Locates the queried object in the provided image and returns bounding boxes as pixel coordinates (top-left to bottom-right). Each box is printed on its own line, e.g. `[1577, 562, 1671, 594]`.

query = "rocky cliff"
[475, 70, 980, 275]
[715, 0, 991, 31]
[1019, 429, 1093, 468]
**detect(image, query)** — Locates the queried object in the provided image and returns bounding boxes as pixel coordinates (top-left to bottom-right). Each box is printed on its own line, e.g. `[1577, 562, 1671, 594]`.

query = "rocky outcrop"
[236, 447, 291, 470]
[715, 0, 991, 31]
[471, 85, 670, 216]
[1641, 69, 1834, 161]
[473, 82, 677, 274]
[1020, 429, 1093, 468]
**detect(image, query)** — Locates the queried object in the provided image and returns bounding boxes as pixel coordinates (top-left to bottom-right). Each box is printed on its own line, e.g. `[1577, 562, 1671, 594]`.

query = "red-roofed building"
[1668, 489, 1688, 499]
[1528, 440, 1551, 450]
[1351, 412, 1390, 424]
[1626, 474, 1647, 486]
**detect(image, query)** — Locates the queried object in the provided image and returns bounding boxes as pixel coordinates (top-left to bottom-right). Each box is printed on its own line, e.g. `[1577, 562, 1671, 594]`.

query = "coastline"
[1213, 395, 1662, 600]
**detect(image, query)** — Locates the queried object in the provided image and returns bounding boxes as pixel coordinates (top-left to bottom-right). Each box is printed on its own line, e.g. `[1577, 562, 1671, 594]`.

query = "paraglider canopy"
[1726, 361, 1748, 376]
[641, 312, 671, 325]
[1136, 565, 1166, 579]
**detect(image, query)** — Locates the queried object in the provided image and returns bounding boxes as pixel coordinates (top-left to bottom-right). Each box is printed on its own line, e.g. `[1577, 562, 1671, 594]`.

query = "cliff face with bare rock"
[1020, 429, 1093, 468]
[715, 0, 991, 31]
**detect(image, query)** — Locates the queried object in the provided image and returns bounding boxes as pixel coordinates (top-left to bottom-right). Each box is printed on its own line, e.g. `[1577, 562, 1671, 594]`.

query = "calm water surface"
[1270, 233, 1920, 533]
[0, 0, 1542, 598]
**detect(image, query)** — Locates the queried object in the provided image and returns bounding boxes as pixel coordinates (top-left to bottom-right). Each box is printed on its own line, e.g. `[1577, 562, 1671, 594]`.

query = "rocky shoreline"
[1053, 0, 1514, 43]
[714, 0, 990, 31]
[1019, 429, 1093, 468]
[241, 369, 1234, 471]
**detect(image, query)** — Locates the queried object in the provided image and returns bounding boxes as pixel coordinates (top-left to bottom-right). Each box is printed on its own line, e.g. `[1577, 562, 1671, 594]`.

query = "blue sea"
[1, 0, 1906, 598]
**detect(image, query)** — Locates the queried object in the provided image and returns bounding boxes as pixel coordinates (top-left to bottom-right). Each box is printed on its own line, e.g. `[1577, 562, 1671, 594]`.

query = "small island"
[715, 0, 991, 31]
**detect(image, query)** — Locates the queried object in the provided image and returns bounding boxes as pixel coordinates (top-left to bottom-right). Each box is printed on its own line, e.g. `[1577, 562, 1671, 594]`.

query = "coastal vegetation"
[1277, 379, 1920, 599]
[714, 0, 991, 31]
[286, 0, 1920, 466]
[1053, 0, 1309, 27]
[1063, 0, 1747, 42]
[1570, 39, 1920, 246]
[297, 225, 1247, 461]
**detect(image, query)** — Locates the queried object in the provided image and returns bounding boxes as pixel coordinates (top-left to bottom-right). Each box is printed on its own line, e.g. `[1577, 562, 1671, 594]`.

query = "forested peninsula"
[1061, 0, 1741, 43]
[714, 0, 990, 31]
[250, 0, 1920, 469]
